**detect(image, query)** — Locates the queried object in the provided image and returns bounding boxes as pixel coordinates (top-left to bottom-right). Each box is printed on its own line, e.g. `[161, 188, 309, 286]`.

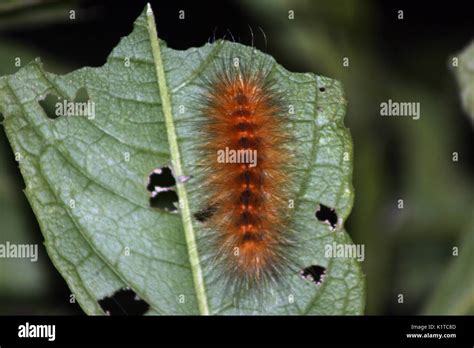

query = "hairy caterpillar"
[193, 41, 298, 296]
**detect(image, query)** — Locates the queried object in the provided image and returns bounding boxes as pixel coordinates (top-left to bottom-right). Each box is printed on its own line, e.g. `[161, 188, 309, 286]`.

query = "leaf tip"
[146, 3, 153, 16]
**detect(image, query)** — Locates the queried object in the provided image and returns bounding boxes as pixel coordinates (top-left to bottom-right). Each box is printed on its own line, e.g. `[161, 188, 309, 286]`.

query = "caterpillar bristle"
[193, 42, 298, 298]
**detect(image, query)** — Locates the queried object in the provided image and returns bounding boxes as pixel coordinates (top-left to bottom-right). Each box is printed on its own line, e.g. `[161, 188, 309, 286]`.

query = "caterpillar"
[194, 42, 297, 295]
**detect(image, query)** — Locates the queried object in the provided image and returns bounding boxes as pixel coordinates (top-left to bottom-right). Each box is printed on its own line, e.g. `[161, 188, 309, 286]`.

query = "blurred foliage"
[424, 215, 474, 314]
[422, 41, 474, 315]
[0, 0, 82, 31]
[0, 0, 473, 315]
[452, 41, 474, 123]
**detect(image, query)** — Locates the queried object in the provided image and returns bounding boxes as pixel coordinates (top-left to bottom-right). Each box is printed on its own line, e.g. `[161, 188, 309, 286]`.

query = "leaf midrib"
[146, 4, 210, 315]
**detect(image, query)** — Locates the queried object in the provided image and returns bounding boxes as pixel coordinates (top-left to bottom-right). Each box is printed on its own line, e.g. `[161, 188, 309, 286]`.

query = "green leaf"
[452, 41, 474, 122]
[0, 4, 364, 314]
[424, 217, 474, 315]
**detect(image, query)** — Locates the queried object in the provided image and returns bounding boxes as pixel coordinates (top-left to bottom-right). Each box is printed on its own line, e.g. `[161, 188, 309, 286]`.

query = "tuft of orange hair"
[196, 53, 295, 292]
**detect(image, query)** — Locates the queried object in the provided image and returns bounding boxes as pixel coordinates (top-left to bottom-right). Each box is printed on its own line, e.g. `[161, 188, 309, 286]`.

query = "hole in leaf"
[319, 87, 326, 92]
[194, 205, 217, 222]
[98, 288, 149, 315]
[301, 265, 326, 285]
[39, 87, 92, 120]
[39, 94, 61, 119]
[147, 167, 178, 212]
[74, 87, 89, 103]
[147, 166, 176, 191]
[150, 190, 179, 212]
[315, 204, 338, 229]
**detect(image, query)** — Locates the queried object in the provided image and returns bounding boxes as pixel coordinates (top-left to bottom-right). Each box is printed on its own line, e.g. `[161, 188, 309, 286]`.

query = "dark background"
[0, 0, 473, 315]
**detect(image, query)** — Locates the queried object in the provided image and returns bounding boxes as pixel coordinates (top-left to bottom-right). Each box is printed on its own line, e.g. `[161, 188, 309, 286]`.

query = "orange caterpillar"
[197, 51, 295, 291]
